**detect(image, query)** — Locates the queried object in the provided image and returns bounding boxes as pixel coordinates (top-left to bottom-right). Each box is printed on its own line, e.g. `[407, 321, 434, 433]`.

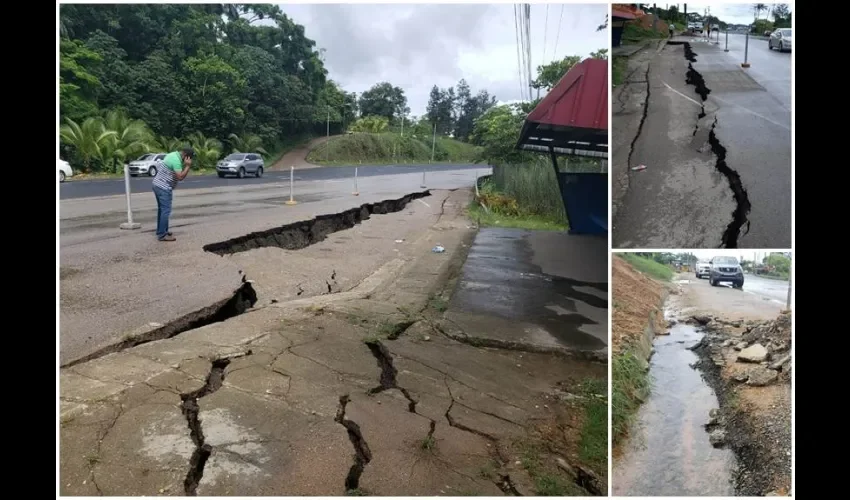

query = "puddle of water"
[613, 323, 736, 496]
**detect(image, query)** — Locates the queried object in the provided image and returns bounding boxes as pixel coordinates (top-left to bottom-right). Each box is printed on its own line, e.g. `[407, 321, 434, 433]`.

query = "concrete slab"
[447, 228, 607, 353]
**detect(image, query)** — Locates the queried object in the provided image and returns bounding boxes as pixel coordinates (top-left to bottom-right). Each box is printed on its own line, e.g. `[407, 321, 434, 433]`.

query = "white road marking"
[707, 95, 791, 131]
[416, 199, 431, 208]
[662, 81, 703, 107]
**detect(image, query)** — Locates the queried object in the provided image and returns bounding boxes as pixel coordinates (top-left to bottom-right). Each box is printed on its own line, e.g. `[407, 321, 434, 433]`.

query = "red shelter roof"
[516, 58, 608, 158]
[611, 7, 638, 20]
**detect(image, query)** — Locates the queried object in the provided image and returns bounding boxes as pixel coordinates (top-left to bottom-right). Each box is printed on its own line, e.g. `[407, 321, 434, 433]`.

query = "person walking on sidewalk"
[151, 148, 194, 242]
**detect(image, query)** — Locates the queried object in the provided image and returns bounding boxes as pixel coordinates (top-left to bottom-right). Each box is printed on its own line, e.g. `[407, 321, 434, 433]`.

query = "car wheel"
[217, 172, 226, 178]
[149, 166, 158, 177]
[59, 170, 66, 182]
[255, 166, 263, 178]
[709, 278, 716, 286]
[237, 167, 245, 179]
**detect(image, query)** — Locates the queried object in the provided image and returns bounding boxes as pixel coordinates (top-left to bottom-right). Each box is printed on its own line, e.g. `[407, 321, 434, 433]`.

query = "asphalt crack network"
[626, 62, 652, 171]
[674, 41, 751, 248]
[180, 357, 235, 496]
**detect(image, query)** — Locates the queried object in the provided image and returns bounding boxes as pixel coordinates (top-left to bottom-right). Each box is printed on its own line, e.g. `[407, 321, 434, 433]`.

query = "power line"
[513, 5, 526, 101]
[525, 4, 533, 99]
[553, 4, 564, 59]
[542, 3, 549, 65]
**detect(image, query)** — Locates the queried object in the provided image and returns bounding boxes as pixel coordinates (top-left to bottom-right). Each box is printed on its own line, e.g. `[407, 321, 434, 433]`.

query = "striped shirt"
[151, 152, 183, 191]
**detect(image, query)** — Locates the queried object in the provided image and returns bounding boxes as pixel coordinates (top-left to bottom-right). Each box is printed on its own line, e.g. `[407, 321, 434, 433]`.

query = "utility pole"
[326, 106, 330, 163]
[785, 274, 792, 311]
[430, 121, 437, 163]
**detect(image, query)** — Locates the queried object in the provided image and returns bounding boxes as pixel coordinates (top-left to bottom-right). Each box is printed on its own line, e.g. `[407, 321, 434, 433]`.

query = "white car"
[128, 153, 166, 177]
[768, 28, 792, 52]
[695, 261, 711, 279]
[59, 159, 73, 182]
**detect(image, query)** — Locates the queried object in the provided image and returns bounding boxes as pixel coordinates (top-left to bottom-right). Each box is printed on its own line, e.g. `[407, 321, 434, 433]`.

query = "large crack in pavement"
[203, 191, 431, 256]
[62, 191, 432, 368]
[334, 394, 373, 492]
[670, 41, 751, 248]
[180, 357, 233, 496]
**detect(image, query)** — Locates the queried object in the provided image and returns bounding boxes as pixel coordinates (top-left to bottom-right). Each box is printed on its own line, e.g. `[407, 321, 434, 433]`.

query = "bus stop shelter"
[515, 57, 608, 235]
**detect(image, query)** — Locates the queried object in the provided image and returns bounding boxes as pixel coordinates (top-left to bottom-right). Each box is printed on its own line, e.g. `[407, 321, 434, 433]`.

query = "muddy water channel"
[613, 318, 736, 496]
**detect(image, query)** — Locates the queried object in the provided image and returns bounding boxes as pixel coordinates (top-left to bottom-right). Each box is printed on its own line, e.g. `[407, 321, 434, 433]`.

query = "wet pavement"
[613, 321, 736, 496]
[446, 228, 607, 354]
[682, 272, 788, 320]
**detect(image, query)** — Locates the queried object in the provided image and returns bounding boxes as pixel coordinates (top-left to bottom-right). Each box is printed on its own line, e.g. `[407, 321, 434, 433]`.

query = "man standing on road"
[152, 148, 194, 242]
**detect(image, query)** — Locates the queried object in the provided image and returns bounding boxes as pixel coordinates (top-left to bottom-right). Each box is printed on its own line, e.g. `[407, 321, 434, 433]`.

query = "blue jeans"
[152, 186, 173, 239]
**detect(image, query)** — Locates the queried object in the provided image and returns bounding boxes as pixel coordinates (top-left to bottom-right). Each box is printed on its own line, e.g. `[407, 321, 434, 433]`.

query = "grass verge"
[307, 132, 481, 165]
[618, 253, 673, 281]
[611, 350, 651, 447]
[613, 56, 628, 86]
[577, 378, 607, 470]
[467, 202, 567, 232]
[622, 23, 668, 44]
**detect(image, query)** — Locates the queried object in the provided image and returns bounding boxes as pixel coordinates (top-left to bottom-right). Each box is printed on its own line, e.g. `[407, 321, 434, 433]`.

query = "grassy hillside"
[306, 132, 482, 165]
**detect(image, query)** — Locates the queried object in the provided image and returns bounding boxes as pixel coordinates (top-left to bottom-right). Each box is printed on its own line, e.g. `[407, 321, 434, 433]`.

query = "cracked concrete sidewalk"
[60, 188, 607, 496]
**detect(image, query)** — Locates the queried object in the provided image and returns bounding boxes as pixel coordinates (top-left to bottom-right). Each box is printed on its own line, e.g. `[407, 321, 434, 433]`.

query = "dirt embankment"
[691, 311, 793, 496]
[611, 255, 666, 356]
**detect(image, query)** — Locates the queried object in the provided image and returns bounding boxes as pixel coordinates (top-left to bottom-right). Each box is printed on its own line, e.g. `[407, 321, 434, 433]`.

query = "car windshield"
[136, 154, 155, 161]
[225, 154, 247, 161]
[714, 257, 738, 265]
[779, 29, 791, 36]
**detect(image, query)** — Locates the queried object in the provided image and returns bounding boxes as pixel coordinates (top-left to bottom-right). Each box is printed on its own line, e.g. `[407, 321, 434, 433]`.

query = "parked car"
[216, 153, 265, 178]
[768, 28, 792, 52]
[709, 256, 744, 288]
[59, 159, 73, 183]
[128, 153, 167, 177]
[695, 261, 711, 279]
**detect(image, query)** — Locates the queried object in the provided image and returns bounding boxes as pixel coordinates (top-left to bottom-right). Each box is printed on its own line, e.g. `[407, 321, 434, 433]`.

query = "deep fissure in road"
[63, 191, 431, 368]
[203, 191, 431, 256]
[334, 394, 373, 492]
[62, 279, 258, 368]
[627, 63, 652, 170]
[365, 340, 420, 414]
[671, 41, 751, 248]
[181, 357, 232, 496]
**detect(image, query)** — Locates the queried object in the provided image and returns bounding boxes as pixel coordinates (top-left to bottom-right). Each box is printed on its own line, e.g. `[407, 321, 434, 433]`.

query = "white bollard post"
[741, 32, 751, 68]
[420, 169, 427, 188]
[284, 166, 297, 205]
[474, 170, 480, 197]
[119, 164, 141, 230]
[353, 167, 360, 196]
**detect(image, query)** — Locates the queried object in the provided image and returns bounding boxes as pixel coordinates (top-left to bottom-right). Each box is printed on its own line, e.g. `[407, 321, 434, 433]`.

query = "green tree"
[59, 117, 117, 172]
[359, 82, 407, 121]
[532, 55, 581, 92]
[227, 133, 268, 156]
[349, 116, 390, 133]
[469, 104, 532, 165]
[186, 132, 223, 169]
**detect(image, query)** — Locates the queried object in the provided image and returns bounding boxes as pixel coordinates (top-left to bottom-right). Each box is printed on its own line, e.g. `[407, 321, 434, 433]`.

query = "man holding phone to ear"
[151, 147, 194, 242]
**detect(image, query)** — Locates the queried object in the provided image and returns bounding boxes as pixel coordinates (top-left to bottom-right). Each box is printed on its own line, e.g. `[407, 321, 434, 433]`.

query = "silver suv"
[128, 153, 166, 177]
[216, 153, 265, 178]
[695, 261, 711, 279]
[709, 256, 744, 288]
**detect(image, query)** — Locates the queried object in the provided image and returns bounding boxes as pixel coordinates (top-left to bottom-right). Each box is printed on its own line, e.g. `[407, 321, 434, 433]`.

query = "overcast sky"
[684, 3, 793, 26]
[278, 3, 608, 117]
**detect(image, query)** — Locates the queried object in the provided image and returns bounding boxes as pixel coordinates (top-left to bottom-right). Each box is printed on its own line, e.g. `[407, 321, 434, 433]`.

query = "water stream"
[613, 318, 736, 496]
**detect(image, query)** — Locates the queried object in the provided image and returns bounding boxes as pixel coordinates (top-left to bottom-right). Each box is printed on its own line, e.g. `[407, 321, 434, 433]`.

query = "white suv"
[128, 153, 166, 177]
[695, 261, 711, 279]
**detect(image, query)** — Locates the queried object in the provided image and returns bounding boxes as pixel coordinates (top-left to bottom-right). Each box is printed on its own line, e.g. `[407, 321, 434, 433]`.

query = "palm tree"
[754, 3, 768, 20]
[101, 109, 155, 172]
[227, 133, 269, 156]
[154, 135, 184, 154]
[187, 132, 223, 169]
[59, 117, 117, 172]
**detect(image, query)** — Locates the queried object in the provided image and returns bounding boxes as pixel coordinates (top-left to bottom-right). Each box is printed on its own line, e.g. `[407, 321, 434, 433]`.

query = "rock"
[708, 428, 726, 448]
[712, 355, 724, 367]
[769, 354, 791, 371]
[668, 320, 678, 327]
[656, 329, 670, 336]
[734, 341, 748, 351]
[733, 373, 749, 383]
[690, 315, 712, 326]
[723, 339, 735, 347]
[746, 367, 779, 387]
[738, 343, 768, 363]
[732, 320, 742, 328]
[706, 409, 722, 427]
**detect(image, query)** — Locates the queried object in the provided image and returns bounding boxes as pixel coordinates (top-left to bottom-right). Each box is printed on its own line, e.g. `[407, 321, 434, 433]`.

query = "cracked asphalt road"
[612, 36, 791, 249]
